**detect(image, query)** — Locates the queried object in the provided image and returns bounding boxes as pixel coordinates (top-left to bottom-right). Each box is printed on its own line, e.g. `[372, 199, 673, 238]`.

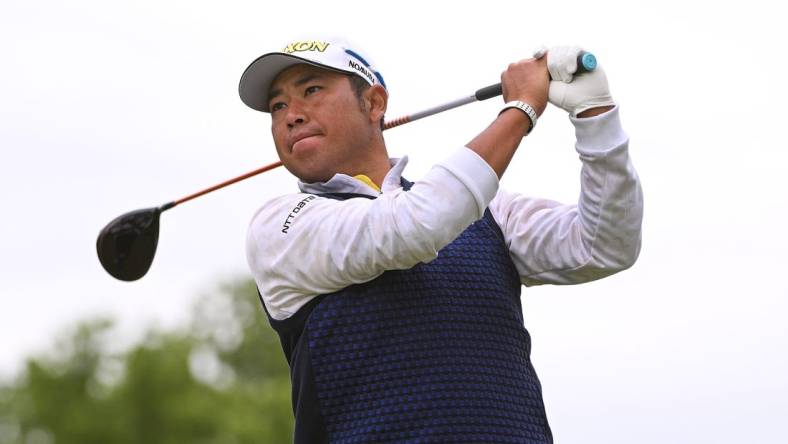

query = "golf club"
[97, 52, 597, 281]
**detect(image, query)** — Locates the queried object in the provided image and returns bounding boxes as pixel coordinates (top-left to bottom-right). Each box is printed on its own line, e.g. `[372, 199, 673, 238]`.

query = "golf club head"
[96, 207, 161, 281]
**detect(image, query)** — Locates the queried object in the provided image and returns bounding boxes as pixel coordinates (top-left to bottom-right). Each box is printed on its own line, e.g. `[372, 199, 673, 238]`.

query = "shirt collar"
[297, 156, 409, 196]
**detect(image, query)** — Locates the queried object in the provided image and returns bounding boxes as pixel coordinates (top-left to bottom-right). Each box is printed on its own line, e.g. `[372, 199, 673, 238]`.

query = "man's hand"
[466, 54, 549, 178]
[501, 55, 550, 117]
[547, 46, 615, 117]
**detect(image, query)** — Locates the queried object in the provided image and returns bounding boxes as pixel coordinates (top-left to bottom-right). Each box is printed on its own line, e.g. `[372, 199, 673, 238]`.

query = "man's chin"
[297, 171, 334, 184]
[282, 160, 334, 184]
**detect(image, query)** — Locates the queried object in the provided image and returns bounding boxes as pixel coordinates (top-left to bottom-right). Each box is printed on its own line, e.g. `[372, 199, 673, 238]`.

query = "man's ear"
[364, 84, 388, 125]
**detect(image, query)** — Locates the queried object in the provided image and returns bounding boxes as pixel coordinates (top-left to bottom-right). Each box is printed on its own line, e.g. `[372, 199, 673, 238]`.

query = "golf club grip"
[474, 51, 597, 101]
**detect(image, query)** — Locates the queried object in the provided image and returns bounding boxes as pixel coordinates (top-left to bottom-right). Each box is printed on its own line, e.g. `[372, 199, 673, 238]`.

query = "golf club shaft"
[160, 51, 597, 211]
[161, 161, 284, 211]
[157, 84, 503, 212]
[385, 51, 596, 129]
[383, 83, 503, 130]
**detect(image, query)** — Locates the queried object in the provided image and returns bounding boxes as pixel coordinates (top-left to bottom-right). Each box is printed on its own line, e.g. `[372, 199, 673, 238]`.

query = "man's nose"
[286, 101, 307, 128]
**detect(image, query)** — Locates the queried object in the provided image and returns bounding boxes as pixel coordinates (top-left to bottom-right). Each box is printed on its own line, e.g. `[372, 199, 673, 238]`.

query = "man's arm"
[490, 47, 642, 285]
[467, 54, 549, 177]
[247, 149, 499, 320]
[489, 105, 643, 285]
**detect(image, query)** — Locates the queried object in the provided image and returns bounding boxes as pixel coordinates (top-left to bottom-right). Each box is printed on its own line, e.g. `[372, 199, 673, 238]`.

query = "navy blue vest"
[261, 189, 552, 443]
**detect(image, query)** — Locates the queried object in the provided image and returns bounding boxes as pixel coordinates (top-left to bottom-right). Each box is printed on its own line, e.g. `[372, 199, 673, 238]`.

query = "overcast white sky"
[2, 1, 787, 442]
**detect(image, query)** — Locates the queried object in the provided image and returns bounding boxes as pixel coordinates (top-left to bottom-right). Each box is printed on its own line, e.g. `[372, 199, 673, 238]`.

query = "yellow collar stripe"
[353, 174, 381, 192]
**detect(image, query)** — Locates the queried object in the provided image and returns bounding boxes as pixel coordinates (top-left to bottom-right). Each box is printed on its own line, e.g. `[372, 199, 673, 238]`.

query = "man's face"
[267, 64, 374, 183]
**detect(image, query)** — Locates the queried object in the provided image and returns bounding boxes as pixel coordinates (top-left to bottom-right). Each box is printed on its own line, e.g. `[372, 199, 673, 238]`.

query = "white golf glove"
[546, 46, 615, 116]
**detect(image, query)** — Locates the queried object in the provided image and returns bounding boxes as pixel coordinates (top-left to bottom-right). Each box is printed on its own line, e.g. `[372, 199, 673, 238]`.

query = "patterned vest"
[261, 190, 552, 444]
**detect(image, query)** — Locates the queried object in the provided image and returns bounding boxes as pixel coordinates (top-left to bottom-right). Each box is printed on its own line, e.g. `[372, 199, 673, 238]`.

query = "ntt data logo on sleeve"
[282, 41, 330, 54]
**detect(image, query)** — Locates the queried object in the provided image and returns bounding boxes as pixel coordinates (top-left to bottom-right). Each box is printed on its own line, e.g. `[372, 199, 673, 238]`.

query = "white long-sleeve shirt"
[246, 106, 643, 320]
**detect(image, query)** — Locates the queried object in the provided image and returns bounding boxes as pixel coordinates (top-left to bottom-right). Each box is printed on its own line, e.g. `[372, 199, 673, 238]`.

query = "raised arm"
[490, 47, 643, 285]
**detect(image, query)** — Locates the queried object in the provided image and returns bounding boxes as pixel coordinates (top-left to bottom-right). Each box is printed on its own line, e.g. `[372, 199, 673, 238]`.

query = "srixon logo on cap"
[283, 41, 330, 54]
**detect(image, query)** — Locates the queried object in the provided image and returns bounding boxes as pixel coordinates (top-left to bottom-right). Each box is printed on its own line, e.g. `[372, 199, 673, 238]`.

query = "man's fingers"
[548, 46, 583, 83]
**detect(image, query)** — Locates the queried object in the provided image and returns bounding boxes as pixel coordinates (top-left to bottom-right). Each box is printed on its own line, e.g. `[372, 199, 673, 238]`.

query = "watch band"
[499, 100, 537, 134]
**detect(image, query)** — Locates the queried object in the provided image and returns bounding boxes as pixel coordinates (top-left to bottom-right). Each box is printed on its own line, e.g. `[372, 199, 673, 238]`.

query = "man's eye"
[305, 85, 321, 96]
[270, 102, 286, 112]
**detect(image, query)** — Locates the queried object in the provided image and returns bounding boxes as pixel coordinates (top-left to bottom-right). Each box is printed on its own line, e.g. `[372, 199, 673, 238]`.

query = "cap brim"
[238, 52, 353, 113]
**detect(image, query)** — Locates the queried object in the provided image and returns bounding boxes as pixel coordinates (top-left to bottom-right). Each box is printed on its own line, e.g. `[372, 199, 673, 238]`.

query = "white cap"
[238, 39, 387, 113]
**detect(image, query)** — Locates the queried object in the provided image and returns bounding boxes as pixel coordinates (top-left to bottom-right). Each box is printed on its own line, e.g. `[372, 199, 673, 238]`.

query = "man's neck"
[359, 159, 391, 188]
[346, 137, 391, 187]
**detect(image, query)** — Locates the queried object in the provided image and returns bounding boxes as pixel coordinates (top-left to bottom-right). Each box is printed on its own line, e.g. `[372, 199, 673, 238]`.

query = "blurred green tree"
[0, 279, 293, 444]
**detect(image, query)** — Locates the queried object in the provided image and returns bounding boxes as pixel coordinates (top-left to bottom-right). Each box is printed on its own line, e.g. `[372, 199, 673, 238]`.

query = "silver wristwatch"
[499, 101, 537, 133]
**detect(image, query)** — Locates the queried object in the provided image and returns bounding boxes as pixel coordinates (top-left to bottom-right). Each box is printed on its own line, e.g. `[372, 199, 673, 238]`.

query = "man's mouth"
[290, 132, 322, 152]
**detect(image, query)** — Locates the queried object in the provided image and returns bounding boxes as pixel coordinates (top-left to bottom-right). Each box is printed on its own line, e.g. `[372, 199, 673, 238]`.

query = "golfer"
[241, 39, 642, 443]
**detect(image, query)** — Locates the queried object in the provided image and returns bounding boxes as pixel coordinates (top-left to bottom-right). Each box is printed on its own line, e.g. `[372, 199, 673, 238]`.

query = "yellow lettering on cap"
[282, 40, 330, 54]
